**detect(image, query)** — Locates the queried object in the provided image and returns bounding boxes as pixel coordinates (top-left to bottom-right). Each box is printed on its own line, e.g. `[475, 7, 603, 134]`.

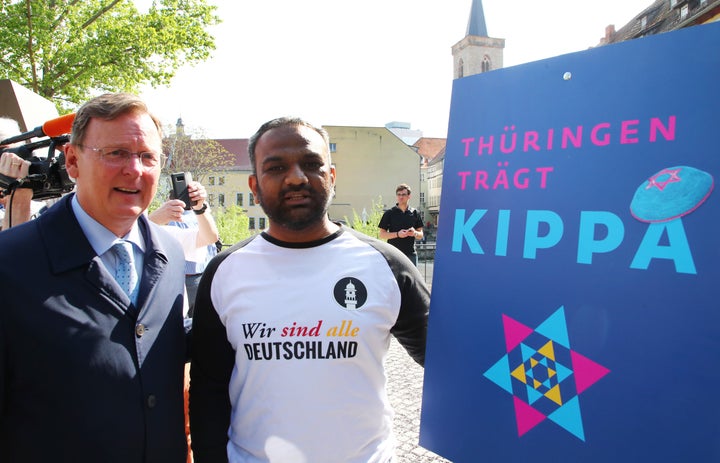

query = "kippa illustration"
[630, 166, 714, 223]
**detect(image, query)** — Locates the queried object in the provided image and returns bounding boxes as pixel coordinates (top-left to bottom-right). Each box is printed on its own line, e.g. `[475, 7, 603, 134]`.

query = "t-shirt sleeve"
[378, 210, 391, 230]
[413, 211, 423, 229]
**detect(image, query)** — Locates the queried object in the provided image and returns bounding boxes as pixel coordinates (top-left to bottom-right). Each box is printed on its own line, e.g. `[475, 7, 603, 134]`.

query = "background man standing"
[190, 117, 429, 463]
[378, 183, 424, 266]
[0, 93, 188, 462]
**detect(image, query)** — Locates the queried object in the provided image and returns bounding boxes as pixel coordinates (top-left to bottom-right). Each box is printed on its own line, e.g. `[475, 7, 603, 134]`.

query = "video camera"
[0, 136, 74, 200]
[0, 113, 76, 200]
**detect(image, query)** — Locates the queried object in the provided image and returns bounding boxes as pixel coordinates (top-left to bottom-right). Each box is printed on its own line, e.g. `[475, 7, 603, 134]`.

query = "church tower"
[451, 0, 505, 79]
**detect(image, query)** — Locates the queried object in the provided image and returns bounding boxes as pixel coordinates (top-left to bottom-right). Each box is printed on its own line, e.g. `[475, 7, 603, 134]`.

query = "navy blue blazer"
[0, 194, 188, 463]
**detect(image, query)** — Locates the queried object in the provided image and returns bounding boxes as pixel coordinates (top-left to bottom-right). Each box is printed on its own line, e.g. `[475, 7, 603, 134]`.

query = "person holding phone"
[148, 179, 218, 316]
[378, 183, 424, 266]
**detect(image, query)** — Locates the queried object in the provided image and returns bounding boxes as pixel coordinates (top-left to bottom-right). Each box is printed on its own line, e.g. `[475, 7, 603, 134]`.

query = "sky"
[139, 0, 654, 140]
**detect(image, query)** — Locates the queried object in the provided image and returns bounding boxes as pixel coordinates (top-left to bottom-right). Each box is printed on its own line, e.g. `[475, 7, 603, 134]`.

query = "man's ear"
[248, 175, 260, 204]
[65, 144, 80, 179]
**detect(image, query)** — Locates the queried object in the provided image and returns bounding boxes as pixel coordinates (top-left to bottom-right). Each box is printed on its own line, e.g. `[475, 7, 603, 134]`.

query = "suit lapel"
[135, 216, 170, 313]
[37, 194, 143, 315]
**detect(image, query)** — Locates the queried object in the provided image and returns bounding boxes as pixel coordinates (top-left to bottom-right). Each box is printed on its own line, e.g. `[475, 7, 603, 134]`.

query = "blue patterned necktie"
[113, 241, 138, 304]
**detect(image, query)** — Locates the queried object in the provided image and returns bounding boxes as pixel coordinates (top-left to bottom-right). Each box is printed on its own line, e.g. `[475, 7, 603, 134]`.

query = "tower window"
[482, 56, 491, 73]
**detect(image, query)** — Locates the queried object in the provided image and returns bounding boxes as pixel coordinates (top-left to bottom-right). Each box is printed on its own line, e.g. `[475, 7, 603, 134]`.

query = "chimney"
[602, 24, 616, 44]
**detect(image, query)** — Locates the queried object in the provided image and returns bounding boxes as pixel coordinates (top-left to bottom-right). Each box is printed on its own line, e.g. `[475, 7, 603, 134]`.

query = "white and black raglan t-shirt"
[190, 225, 430, 463]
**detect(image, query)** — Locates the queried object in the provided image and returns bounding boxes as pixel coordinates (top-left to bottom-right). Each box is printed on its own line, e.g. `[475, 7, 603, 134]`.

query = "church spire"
[466, 0, 488, 37]
[451, 0, 505, 79]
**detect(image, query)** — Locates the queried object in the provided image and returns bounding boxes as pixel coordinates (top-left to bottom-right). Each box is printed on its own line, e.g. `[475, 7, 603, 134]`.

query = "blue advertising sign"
[420, 22, 720, 462]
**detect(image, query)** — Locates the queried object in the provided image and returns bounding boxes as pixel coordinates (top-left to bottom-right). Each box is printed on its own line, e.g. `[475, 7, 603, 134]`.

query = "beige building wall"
[205, 169, 268, 232]
[324, 126, 422, 224]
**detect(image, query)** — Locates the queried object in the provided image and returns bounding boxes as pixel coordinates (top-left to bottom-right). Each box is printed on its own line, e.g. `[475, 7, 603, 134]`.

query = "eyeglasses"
[77, 145, 166, 169]
[396, 192, 409, 196]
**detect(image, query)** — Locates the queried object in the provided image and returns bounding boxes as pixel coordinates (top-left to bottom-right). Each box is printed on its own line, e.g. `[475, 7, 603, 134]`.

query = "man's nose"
[285, 164, 308, 184]
[123, 154, 145, 173]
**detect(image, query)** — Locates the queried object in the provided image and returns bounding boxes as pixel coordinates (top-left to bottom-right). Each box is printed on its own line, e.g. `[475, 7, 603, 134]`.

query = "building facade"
[324, 125, 423, 224]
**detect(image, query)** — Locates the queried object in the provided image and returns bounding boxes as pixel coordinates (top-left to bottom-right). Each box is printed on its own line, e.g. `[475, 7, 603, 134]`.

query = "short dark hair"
[396, 183, 411, 195]
[247, 117, 330, 174]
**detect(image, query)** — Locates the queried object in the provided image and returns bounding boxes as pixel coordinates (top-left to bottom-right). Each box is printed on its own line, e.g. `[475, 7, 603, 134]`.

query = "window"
[641, 15, 647, 28]
[482, 56, 491, 73]
[249, 193, 254, 205]
[329, 143, 337, 153]
[680, 4, 688, 18]
[219, 176, 225, 186]
[259, 218, 266, 229]
[208, 194, 214, 205]
[208, 176, 215, 186]
[218, 193, 225, 207]
[249, 218, 255, 230]
[420, 192, 425, 204]
[670, 0, 678, 7]
[236, 192, 243, 206]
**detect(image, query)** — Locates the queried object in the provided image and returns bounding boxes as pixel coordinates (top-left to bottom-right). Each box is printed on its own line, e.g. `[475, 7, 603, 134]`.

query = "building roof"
[466, 0, 488, 37]
[600, 0, 720, 44]
[413, 137, 446, 161]
[215, 138, 250, 170]
[428, 146, 446, 167]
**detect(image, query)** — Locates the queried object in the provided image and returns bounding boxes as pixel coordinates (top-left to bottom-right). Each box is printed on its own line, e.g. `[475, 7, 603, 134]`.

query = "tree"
[214, 205, 254, 247]
[162, 125, 235, 184]
[345, 196, 385, 239]
[0, 0, 220, 111]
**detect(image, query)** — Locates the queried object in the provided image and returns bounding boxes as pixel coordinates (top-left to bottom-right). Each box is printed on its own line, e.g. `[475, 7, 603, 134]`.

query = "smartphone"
[170, 172, 197, 210]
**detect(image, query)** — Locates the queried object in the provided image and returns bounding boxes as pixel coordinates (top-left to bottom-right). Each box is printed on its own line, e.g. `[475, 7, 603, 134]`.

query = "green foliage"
[0, 0, 220, 111]
[147, 193, 164, 214]
[214, 205, 255, 247]
[345, 196, 385, 239]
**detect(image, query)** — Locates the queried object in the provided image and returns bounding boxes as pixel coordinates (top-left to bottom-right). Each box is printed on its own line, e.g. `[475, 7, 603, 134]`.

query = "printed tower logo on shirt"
[333, 278, 367, 310]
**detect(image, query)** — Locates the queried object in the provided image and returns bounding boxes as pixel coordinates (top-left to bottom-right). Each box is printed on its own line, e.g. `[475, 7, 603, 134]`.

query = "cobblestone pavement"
[386, 338, 451, 463]
[386, 259, 450, 463]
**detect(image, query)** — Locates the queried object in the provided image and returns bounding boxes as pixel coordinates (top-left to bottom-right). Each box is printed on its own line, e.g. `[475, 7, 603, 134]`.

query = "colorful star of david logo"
[483, 306, 609, 441]
[645, 167, 682, 191]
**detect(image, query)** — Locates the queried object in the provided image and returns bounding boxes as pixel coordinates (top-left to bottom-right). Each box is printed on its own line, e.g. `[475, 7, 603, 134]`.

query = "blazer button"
[147, 394, 157, 408]
[135, 323, 146, 337]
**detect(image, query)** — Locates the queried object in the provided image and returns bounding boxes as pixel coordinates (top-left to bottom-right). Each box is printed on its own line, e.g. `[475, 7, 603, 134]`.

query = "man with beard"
[189, 117, 430, 463]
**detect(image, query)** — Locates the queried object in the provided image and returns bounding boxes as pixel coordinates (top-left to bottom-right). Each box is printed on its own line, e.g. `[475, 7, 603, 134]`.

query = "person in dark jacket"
[0, 93, 188, 463]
